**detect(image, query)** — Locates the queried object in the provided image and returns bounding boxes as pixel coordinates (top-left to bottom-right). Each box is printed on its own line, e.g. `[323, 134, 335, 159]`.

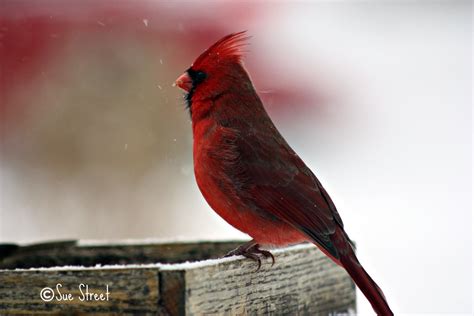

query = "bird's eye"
[187, 69, 207, 85]
[195, 71, 207, 83]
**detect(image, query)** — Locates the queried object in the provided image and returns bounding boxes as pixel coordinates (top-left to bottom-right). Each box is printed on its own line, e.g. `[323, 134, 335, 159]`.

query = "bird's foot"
[225, 241, 275, 271]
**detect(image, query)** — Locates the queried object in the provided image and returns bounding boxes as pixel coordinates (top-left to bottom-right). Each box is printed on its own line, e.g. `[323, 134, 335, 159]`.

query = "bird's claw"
[225, 243, 275, 271]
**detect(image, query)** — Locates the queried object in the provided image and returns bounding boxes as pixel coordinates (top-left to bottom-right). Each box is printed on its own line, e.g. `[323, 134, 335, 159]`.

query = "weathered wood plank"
[160, 243, 356, 316]
[0, 267, 161, 314]
[0, 241, 356, 315]
[0, 240, 243, 269]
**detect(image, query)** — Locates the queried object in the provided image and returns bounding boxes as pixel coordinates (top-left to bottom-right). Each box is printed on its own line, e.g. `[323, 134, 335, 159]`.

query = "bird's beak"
[173, 72, 193, 92]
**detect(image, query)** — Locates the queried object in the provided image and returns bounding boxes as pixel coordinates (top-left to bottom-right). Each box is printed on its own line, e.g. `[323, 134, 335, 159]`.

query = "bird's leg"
[225, 240, 275, 271]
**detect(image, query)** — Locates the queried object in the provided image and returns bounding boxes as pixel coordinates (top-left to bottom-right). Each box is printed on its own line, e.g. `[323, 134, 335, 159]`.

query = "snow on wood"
[0, 240, 355, 315]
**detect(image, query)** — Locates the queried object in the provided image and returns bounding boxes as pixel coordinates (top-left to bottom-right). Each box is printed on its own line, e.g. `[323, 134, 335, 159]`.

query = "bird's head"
[174, 31, 251, 115]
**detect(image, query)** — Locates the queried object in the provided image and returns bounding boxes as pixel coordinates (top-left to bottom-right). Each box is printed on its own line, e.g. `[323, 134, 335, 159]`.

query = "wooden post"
[0, 240, 356, 315]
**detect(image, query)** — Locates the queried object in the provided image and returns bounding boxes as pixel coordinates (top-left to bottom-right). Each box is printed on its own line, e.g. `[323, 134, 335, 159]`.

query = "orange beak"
[174, 72, 193, 92]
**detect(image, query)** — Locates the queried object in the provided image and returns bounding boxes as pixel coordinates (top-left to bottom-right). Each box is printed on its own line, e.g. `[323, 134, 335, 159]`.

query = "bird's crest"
[192, 31, 250, 69]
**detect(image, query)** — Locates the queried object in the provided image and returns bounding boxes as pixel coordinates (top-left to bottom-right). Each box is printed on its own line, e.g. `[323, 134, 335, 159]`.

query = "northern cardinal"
[175, 32, 393, 315]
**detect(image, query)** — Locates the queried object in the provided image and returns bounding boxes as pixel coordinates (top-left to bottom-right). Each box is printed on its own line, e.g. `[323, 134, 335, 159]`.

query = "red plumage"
[175, 32, 393, 315]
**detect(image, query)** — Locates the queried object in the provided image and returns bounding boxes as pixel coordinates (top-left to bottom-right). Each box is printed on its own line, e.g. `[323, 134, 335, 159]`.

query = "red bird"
[175, 32, 393, 315]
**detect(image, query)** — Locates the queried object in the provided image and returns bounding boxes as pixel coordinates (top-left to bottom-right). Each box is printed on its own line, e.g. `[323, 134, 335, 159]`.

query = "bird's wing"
[225, 123, 344, 259]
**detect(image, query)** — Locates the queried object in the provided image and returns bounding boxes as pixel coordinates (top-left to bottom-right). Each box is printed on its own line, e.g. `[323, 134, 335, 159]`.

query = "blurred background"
[0, 0, 471, 314]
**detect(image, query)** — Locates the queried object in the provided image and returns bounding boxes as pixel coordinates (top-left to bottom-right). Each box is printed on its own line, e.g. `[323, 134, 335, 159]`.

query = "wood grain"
[0, 241, 356, 315]
[161, 243, 355, 316]
[0, 240, 243, 269]
[0, 268, 161, 314]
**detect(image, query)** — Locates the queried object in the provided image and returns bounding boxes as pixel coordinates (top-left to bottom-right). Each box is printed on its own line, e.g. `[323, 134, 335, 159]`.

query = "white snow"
[1, 243, 313, 272]
[77, 237, 249, 247]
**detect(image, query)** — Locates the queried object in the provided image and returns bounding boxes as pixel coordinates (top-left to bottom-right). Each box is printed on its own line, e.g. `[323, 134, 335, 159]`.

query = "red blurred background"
[1, 0, 325, 244]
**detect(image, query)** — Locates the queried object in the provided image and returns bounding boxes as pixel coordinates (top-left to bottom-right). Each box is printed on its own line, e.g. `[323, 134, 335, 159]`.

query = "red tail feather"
[331, 228, 393, 315]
